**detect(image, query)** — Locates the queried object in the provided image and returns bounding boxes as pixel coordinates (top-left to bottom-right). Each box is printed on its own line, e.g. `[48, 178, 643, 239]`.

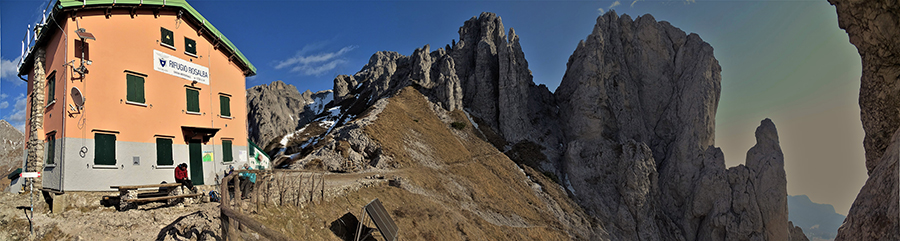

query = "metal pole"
[29, 178, 34, 235]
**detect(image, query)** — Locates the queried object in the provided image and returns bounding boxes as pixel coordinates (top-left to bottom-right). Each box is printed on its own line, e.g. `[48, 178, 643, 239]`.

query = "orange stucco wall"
[37, 8, 249, 147]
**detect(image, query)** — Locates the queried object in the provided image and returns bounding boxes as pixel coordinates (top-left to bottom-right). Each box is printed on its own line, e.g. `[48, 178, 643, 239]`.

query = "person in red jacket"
[175, 163, 195, 193]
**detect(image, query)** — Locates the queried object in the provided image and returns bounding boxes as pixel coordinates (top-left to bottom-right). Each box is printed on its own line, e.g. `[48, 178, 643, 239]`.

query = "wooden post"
[220, 175, 232, 241]
[234, 174, 241, 205]
[297, 172, 303, 207]
[308, 173, 315, 203]
[320, 173, 325, 203]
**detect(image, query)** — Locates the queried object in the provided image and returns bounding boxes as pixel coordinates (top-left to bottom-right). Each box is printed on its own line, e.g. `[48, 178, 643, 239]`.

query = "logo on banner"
[153, 49, 209, 85]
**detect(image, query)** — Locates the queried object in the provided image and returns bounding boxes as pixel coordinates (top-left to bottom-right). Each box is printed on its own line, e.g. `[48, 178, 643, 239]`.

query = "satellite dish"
[71, 87, 85, 109]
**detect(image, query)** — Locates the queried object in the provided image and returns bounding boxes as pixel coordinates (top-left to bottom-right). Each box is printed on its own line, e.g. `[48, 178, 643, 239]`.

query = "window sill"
[92, 164, 119, 169]
[160, 42, 176, 51]
[155, 165, 175, 169]
[45, 100, 56, 110]
[44, 164, 56, 168]
[186, 111, 201, 115]
[125, 101, 147, 107]
[219, 115, 233, 119]
[185, 51, 199, 58]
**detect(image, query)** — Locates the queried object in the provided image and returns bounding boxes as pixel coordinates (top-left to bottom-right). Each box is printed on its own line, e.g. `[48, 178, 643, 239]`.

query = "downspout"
[54, 11, 69, 192]
[208, 35, 217, 177]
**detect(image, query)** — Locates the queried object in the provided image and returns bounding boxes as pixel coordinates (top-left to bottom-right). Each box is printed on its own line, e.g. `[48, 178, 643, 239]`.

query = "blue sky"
[1, 0, 866, 216]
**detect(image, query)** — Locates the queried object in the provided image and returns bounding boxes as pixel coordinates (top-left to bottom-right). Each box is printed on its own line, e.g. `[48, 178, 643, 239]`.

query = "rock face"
[828, 0, 900, 240]
[789, 221, 810, 241]
[246, 80, 332, 150]
[557, 12, 798, 240]
[450, 13, 563, 162]
[258, 11, 804, 241]
[829, 0, 900, 174]
[0, 120, 24, 189]
[330, 12, 563, 174]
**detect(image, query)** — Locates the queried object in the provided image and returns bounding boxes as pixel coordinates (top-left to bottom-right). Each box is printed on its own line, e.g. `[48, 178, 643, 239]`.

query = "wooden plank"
[111, 183, 182, 190]
[125, 193, 201, 203]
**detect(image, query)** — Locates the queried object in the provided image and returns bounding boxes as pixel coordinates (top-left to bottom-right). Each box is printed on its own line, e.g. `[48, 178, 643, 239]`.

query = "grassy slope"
[252, 87, 595, 240]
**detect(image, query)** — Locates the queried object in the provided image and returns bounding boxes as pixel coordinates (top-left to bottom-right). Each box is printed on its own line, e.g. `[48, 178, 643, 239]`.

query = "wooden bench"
[111, 183, 202, 211]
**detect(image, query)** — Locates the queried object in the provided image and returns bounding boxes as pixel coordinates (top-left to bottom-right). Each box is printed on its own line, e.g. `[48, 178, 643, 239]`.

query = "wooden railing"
[219, 170, 325, 240]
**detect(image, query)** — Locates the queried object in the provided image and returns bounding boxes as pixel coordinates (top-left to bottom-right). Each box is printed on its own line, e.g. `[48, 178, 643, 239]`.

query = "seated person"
[175, 163, 197, 193]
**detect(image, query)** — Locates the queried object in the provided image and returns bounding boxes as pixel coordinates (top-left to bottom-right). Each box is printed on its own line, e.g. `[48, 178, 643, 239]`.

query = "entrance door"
[189, 139, 204, 185]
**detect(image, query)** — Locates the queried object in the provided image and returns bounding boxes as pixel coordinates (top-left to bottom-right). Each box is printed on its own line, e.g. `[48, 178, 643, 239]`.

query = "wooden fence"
[219, 170, 325, 240]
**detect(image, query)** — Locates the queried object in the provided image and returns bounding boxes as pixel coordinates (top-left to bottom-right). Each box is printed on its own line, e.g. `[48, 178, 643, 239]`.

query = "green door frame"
[188, 139, 204, 185]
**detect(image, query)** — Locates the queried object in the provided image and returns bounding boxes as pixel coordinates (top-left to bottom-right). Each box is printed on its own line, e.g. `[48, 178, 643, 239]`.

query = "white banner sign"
[20, 172, 40, 178]
[153, 49, 209, 85]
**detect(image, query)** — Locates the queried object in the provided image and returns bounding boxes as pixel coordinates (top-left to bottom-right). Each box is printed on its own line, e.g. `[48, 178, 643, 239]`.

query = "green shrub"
[451, 122, 466, 130]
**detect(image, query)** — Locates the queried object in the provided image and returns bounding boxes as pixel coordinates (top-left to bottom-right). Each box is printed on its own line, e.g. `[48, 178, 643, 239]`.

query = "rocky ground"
[0, 191, 221, 241]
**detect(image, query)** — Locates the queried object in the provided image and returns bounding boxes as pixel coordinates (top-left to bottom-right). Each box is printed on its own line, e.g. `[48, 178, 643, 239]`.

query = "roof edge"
[18, 0, 256, 77]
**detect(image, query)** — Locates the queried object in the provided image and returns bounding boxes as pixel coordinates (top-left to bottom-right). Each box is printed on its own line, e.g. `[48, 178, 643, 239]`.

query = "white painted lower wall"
[42, 137, 248, 191]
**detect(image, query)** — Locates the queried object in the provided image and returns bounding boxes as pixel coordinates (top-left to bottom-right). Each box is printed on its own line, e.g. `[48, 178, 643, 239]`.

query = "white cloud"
[1, 57, 22, 80]
[0, 93, 8, 100]
[0, 102, 8, 109]
[6, 94, 28, 133]
[274, 45, 357, 76]
[600, 1, 621, 14]
[610, 1, 621, 9]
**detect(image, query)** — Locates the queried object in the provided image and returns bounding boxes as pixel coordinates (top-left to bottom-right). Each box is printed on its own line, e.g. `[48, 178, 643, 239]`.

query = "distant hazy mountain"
[788, 195, 845, 240]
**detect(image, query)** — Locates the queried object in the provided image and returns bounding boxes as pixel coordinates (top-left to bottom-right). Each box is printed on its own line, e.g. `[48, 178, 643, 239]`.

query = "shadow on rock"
[155, 211, 221, 241]
[330, 212, 376, 241]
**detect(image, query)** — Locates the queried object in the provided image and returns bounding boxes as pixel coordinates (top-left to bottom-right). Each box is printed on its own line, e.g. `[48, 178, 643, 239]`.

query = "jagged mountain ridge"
[246, 80, 332, 151]
[788, 195, 845, 240]
[247, 11, 806, 240]
[828, 0, 900, 240]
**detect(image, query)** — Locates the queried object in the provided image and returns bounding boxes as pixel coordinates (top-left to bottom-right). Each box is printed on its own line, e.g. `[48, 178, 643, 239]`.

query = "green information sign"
[202, 151, 214, 162]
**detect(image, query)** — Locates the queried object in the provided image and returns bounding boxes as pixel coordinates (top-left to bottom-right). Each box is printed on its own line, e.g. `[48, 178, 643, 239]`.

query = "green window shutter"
[46, 135, 55, 165]
[220, 95, 231, 117]
[156, 138, 173, 166]
[223, 140, 233, 162]
[186, 88, 200, 112]
[47, 75, 55, 102]
[94, 133, 116, 165]
[126, 74, 145, 103]
[185, 37, 197, 55]
[160, 27, 174, 47]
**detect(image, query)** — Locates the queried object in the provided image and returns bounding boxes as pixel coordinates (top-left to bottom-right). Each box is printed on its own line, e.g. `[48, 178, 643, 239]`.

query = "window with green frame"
[156, 138, 173, 166]
[47, 73, 56, 103]
[219, 95, 231, 117]
[186, 88, 200, 113]
[94, 133, 116, 165]
[45, 133, 55, 165]
[126, 74, 145, 104]
[223, 140, 233, 162]
[184, 37, 197, 55]
[160, 27, 174, 47]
